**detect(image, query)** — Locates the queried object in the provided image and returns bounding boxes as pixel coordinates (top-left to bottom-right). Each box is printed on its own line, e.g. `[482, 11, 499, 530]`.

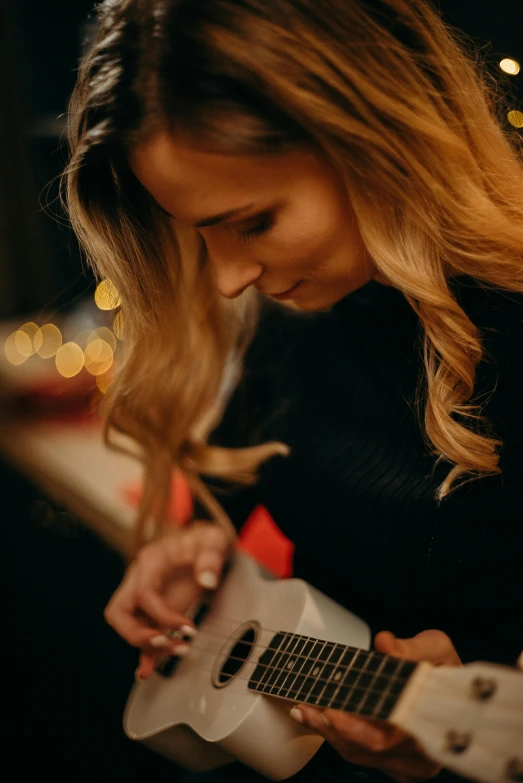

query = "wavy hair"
[63, 0, 523, 548]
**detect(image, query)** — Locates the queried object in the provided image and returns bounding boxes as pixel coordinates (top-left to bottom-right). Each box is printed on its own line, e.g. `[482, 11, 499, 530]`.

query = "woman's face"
[129, 132, 379, 311]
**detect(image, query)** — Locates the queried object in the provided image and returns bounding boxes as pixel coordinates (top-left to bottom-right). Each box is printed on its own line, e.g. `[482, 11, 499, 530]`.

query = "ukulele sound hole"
[212, 622, 260, 689]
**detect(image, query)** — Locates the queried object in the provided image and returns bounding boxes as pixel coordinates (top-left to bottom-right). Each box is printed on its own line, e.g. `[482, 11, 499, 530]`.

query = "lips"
[267, 281, 302, 300]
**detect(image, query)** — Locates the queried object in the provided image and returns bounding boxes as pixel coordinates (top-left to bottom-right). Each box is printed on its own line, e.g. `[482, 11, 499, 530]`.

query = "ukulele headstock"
[392, 661, 523, 783]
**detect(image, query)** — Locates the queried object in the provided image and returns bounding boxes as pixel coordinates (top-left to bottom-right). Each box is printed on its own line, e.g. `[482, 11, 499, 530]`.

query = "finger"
[374, 630, 400, 657]
[105, 582, 193, 649]
[135, 588, 196, 631]
[106, 607, 185, 650]
[193, 524, 232, 589]
[290, 707, 441, 779]
[104, 568, 152, 646]
[132, 540, 199, 629]
[375, 629, 461, 666]
[293, 707, 399, 753]
[324, 710, 409, 749]
[136, 651, 158, 680]
[136, 637, 194, 681]
[194, 547, 226, 589]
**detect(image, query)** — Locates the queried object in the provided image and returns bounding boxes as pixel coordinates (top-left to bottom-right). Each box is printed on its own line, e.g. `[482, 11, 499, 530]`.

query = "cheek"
[275, 223, 339, 270]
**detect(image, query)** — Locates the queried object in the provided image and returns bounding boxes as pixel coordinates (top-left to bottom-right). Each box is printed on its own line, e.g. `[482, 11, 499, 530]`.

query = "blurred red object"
[121, 470, 194, 526]
[237, 505, 294, 578]
[120, 471, 294, 578]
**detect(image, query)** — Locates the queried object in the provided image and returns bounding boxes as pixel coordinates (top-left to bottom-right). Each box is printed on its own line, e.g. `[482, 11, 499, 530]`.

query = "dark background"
[0, 1, 522, 780]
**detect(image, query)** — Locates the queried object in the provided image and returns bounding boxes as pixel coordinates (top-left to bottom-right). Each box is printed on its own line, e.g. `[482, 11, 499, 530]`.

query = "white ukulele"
[124, 552, 523, 782]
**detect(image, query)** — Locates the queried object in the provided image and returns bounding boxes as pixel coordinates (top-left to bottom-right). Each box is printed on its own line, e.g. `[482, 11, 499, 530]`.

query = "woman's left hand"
[290, 629, 462, 783]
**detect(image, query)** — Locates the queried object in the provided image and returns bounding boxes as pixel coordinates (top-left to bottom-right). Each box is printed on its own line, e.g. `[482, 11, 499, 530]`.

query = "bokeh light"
[84, 338, 114, 376]
[96, 370, 114, 394]
[500, 58, 521, 76]
[34, 324, 63, 358]
[88, 326, 116, 352]
[94, 279, 121, 311]
[17, 322, 40, 356]
[508, 110, 523, 129]
[72, 329, 94, 349]
[4, 332, 30, 365]
[55, 342, 85, 378]
[113, 311, 124, 340]
[14, 329, 34, 358]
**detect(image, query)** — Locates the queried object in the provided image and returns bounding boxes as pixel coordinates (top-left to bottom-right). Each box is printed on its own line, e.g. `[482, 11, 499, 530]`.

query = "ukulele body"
[124, 551, 371, 780]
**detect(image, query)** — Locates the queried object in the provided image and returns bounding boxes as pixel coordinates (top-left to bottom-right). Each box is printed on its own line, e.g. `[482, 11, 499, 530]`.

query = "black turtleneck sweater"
[188, 276, 523, 783]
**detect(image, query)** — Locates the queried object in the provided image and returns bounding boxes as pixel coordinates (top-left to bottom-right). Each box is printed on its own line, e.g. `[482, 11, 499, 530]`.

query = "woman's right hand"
[104, 520, 235, 679]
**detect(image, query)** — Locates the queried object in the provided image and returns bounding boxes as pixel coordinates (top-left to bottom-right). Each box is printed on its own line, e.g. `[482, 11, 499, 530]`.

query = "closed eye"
[236, 214, 275, 243]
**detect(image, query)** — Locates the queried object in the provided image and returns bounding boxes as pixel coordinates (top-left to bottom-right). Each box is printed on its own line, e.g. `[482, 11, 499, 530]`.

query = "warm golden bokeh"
[34, 324, 63, 358]
[17, 322, 40, 356]
[4, 332, 30, 366]
[89, 326, 116, 352]
[112, 311, 124, 340]
[94, 279, 122, 311]
[55, 342, 85, 377]
[72, 329, 95, 349]
[508, 110, 523, 129]
[96, 370, 114, 394]
[500, 58, 521, 75]
[84, 338, 114, 376]
[13, 329, 34, 358]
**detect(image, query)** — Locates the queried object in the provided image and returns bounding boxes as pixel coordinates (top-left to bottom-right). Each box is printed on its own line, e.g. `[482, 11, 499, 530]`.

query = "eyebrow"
[165, 203, 258, 228]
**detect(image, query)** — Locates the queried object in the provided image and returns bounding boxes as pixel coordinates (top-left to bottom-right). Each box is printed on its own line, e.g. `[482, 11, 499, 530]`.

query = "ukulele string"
[150, 650, 407, 714]
[168, 618, 411, 678]
[165, 614, 368, 662]
[155, 625, 412, 699]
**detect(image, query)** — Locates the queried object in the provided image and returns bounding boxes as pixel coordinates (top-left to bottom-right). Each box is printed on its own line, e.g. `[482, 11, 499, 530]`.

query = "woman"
[63, 1, 523, 781]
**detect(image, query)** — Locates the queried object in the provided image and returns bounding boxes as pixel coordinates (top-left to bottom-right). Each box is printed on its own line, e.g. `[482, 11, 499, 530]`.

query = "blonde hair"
[63, 0, 523, 548]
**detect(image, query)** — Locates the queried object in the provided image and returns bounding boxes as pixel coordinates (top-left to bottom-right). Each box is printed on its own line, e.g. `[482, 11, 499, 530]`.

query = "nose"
[209, 251, 264, 299]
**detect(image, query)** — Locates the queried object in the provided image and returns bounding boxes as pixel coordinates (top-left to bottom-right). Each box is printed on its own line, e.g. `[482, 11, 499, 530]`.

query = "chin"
[291, 291, 348, 313]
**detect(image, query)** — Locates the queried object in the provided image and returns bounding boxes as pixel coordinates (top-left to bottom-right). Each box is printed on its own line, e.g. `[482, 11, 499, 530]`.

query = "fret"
[339, 650, 375, 714]
[330, 649, 368, 711]
[280, 637, 317, 698]
[289, 639, 330, 703]
[248, 634, 418, 723]
[249, 632, 289, 692]
[262, 633, 296, 693]
[313, 644, 354, 708]
[324, 647, 362, 708]
[373, 659, 417, 721]
[294, 639, 330, 704]
[353, 653, 388, 717]
[299, 641, 337, 705]
[271, 635, 311, 696]
[290, 642, 335, 704]
[364, 657, 403, 718]
[267, 633, 304, 695]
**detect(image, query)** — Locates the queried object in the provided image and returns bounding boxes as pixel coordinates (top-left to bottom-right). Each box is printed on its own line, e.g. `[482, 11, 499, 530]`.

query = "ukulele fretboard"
[248, 632, 416, 721]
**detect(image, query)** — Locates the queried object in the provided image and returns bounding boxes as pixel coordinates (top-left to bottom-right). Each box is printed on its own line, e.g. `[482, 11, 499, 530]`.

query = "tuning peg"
[445, 730, 472, 754]
[471, 677, 497, 701]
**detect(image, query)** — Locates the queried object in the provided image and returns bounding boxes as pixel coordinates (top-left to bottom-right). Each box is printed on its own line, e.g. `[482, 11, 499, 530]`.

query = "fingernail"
[289, 707, 304, 724]
[173, 643, 191, 657]
[150, 634, 172, 648]
[518, 650, 523, 670]
[134, 667, 146, 682]
[321, 713, 330, 726]
[181, 624, 198, 638]
[198, 571, 218, 589]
